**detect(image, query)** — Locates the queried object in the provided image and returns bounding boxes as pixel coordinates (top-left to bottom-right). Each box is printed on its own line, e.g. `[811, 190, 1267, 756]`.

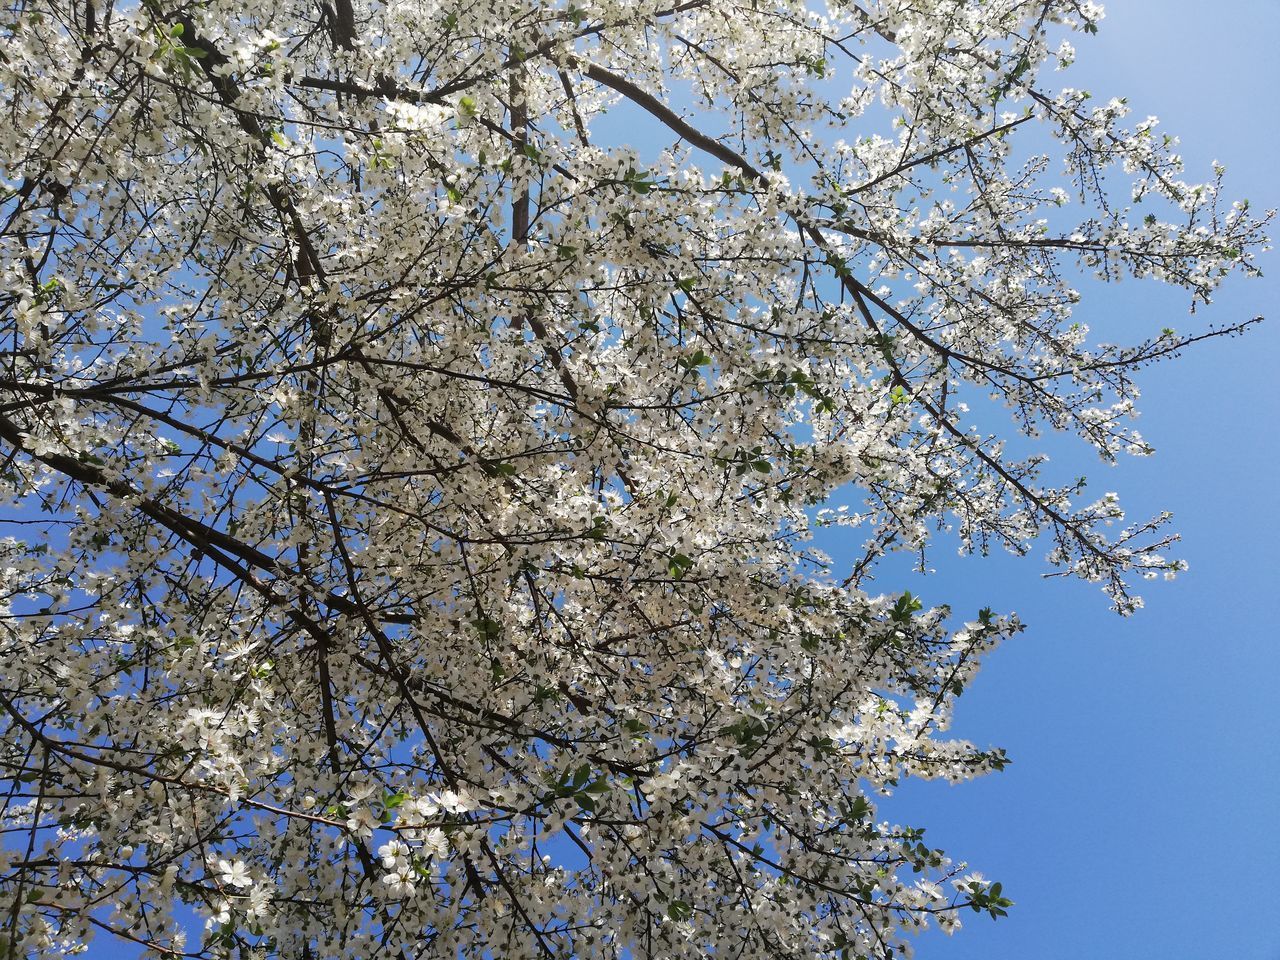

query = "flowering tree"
[0, 0, 1268, 956]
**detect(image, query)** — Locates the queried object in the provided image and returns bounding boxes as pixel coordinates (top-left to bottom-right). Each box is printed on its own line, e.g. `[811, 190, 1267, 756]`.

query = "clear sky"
[874, 3, 1280, 958]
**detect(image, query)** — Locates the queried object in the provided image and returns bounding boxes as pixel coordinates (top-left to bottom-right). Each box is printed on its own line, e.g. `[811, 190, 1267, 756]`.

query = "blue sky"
[877, 3, 1280, 958]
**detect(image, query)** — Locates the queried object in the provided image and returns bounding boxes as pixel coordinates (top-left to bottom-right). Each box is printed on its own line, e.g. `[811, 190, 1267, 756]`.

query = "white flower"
[345, 782, 378, 804]
[345, 807, 380, 838]
[222, 640, 258, 663]
[245, 885, 273, 920]
[217, 859, 252, 889]
[378, 840, 410, 870]
[954, 871, 988, 892]
[421, 828, 449, 859]
[434, 789, 475, 813]
[382, 869, 415, 899]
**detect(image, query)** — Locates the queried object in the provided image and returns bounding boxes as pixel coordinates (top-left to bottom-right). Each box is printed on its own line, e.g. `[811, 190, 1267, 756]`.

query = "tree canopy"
[0, 0, 1268, 957]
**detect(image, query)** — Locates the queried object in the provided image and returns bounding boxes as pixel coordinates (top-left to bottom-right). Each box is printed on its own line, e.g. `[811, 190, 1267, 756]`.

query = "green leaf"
[473, 616, 502, 642]
[825, 252, 851, 279]
[482, 461, 517, 478]
[623, 718, 647, 738]
[666, 899, 693, 921]
[679, 349, 712, 374]
[383, 790, 409, 810]
[890, 591, 923, 623]
[667, 552, 693, 579]
[622, 168, 657, 193]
